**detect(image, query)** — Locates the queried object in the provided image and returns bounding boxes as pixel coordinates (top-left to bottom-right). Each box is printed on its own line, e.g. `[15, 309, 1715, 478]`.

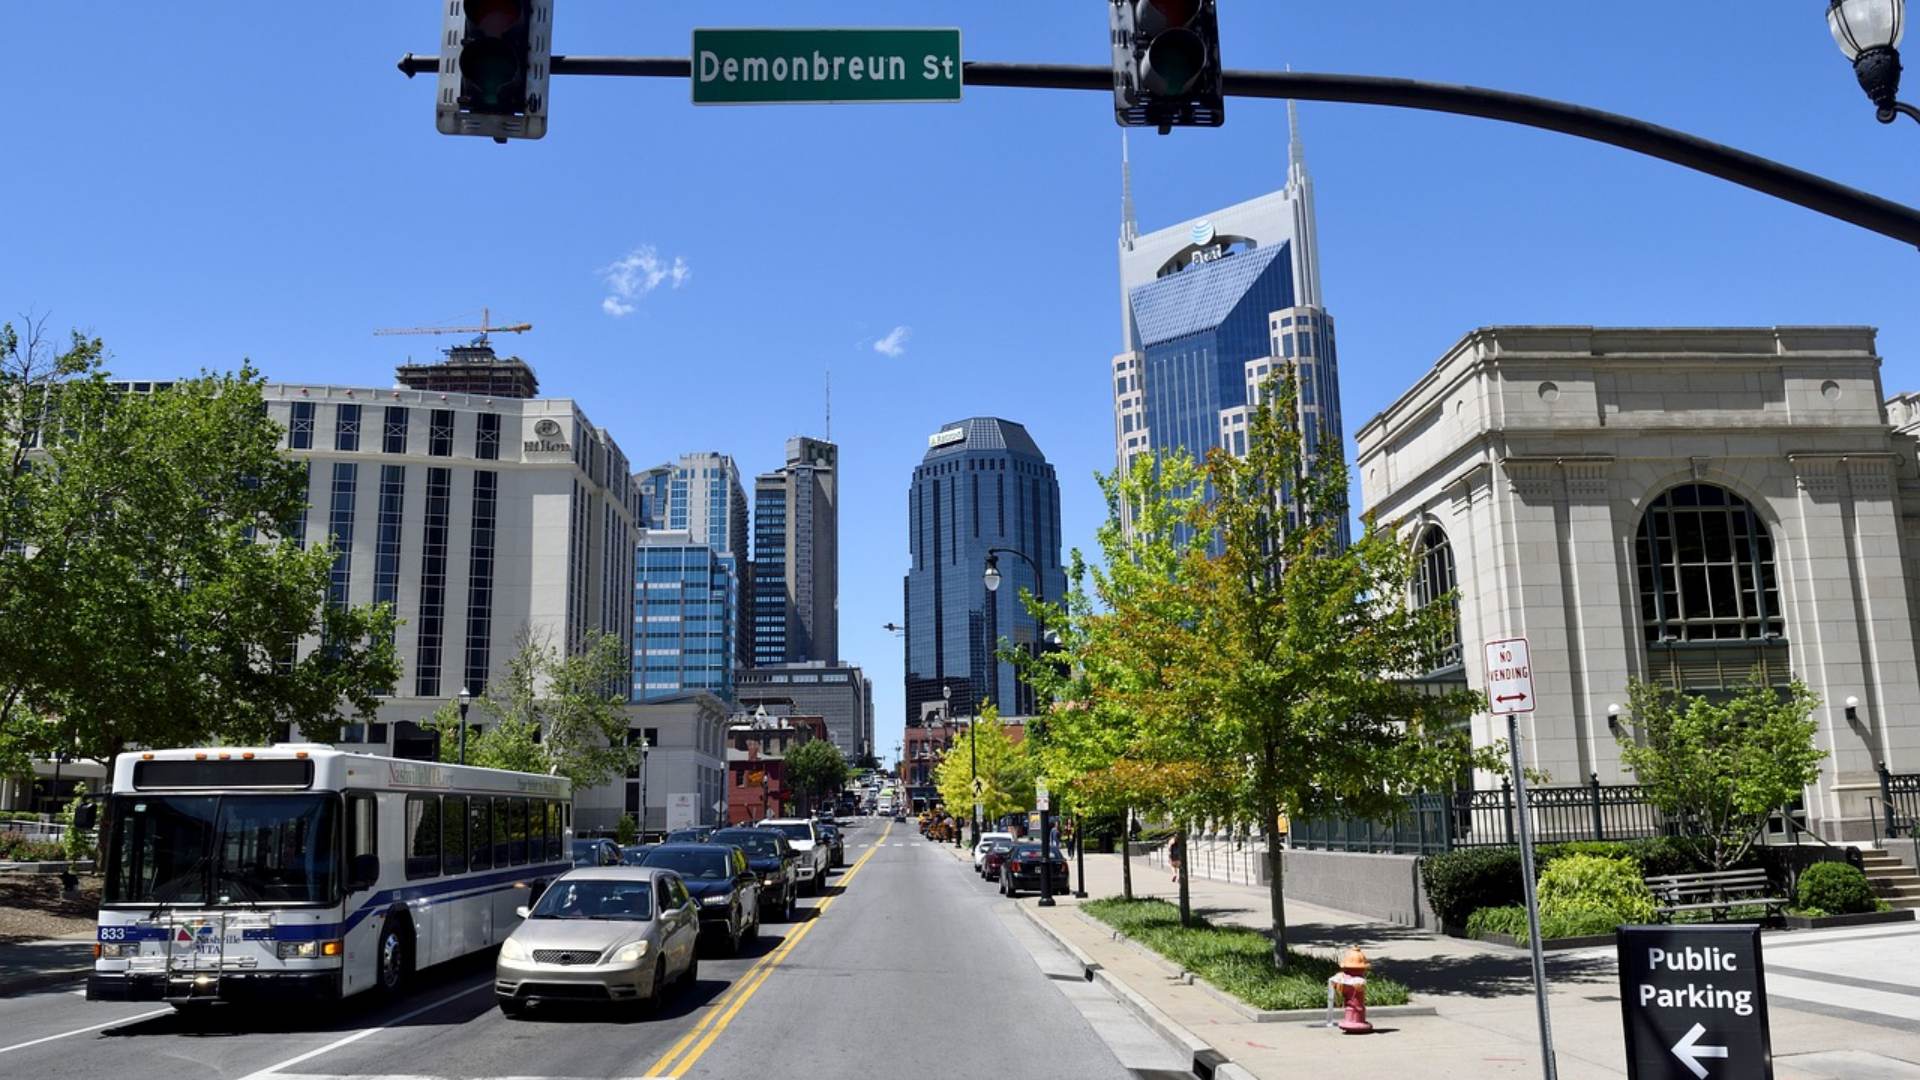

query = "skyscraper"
[751, 436, 839, 666]
[1113, 106, 1346, 542]
[903, 418, 1066, 726]
[633, 531, 737, 703]
[634, 452, 750, 668]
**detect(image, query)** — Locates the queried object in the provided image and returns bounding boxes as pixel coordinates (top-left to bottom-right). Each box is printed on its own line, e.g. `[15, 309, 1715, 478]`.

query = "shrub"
[1421, 847, 1525, 929]
[1538, 837, 1697, 877]
[1464, 902, 1625, 945]
[1537, 853, 1656, 924]
[1465, 905, 1528, 939]
[0, 833, 65, 862]
[1795, 862, 1878, 916]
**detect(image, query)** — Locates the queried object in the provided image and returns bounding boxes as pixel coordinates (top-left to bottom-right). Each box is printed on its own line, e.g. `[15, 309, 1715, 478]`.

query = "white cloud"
[599, 245, 690, 317]
[873, 325, 911, 357]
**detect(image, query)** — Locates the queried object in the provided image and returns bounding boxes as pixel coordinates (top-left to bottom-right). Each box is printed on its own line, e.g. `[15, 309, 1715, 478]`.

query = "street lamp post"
[1830, 0, 1919, 125]
[638, 736, 651, 842]
[986, 546, 1054, 908]
[456, 686, 472, 766]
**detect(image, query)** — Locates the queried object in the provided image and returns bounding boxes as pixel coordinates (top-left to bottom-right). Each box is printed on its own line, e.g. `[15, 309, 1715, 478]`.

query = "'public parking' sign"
[1618, 925, 1772, 1079]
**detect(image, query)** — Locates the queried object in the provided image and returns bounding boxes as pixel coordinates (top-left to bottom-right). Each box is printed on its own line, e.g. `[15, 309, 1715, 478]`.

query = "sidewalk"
[955, 843, 1920, 1080]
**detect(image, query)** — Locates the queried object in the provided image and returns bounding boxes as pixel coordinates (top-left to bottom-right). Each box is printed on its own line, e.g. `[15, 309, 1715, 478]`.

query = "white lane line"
[235, 979, 494, 1079]
[0, 1007, 174, 1056]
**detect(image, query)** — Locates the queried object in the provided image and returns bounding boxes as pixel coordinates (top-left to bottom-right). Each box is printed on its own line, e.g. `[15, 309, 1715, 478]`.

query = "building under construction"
[394, 343, 540, 399]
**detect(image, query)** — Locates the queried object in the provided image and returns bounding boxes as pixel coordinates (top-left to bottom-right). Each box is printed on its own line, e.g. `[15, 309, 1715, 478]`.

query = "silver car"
[494, 867, 702, 1016]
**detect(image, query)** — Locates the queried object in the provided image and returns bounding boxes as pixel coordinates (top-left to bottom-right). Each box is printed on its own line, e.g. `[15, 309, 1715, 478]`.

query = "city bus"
[87, 745, 571, 1007]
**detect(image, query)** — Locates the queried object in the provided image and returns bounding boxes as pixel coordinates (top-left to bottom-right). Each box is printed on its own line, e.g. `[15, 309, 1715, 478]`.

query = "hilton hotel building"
[267, 347, 641, 747]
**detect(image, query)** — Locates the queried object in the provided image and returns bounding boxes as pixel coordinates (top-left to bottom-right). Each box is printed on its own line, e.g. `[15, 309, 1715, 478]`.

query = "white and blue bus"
[88, 745, 572, 1007]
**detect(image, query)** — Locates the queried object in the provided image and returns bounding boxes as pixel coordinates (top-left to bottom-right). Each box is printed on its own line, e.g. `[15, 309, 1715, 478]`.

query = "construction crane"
[373, 307, 531, 346]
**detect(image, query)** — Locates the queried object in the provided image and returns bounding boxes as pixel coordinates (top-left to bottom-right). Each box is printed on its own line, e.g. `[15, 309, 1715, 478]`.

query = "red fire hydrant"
[1328, 947, 1374, 1034]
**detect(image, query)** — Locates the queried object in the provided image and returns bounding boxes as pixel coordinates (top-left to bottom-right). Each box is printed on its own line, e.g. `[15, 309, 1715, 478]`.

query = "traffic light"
[436, 0, 552, 141]
[1110, 0, 1225, 132]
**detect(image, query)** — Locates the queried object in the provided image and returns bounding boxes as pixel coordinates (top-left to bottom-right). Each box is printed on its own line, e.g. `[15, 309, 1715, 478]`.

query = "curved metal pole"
[1883, 101, 1920, 126]
[401, 53, 1920, 249]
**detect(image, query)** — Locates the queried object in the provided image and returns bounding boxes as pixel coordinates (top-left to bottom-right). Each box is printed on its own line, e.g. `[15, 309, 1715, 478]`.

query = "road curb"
[0, 966, 90, 997]
[1012, 899, 1236, 1080]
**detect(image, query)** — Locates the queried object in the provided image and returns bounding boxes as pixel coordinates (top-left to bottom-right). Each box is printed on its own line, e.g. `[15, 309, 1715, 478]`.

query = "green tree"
[1189, 375, 1490, 969]
[783, 738, 850, 814]
[1617, 674, 1823, 872]
[614, 813, 638, 847]
[424, 629, 637, 790]
[932, 703, 1035, 826]
[0, 319, 397, 768]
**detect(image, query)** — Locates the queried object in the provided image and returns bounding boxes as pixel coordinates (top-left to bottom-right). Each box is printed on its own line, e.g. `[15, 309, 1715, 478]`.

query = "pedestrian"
[1063, 818, 1077, 857]
[1168, 831, 1185, 883]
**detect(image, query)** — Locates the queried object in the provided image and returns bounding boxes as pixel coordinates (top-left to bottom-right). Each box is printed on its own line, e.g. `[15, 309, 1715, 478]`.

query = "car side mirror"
[514, 905, 530, 919]
[348, 853, 380, 890]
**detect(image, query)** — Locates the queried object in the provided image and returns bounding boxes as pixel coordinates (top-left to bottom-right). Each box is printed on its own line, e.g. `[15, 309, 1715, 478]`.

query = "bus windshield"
[104, 794, 338, 906]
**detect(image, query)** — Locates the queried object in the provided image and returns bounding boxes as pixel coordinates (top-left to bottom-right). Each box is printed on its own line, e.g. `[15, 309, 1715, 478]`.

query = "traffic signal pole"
[398, 53, 1920, 249]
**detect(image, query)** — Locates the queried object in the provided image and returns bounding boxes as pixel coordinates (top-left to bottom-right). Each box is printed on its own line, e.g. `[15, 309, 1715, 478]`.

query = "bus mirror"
[348, 853, 380, 890]
[73, 801, 99, 830]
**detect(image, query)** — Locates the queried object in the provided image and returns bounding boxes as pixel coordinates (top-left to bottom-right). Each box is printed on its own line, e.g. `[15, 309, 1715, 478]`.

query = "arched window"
[1411, 525, 1462, 670]
[1636, 484, 1783, 643]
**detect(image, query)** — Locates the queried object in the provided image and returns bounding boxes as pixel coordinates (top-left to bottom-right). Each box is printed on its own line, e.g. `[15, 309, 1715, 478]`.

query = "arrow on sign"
[1495, 693, 1529, 704]
[1671, 1023, 1729, 1079]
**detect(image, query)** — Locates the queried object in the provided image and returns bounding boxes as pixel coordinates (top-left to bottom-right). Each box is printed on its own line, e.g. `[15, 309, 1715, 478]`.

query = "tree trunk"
[1264, 799, 1288, 972]
[1177, 824, 1192, 927]
[1121, 807, 1134, 901]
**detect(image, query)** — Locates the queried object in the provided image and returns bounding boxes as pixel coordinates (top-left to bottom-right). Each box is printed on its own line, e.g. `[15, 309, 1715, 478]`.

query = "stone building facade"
[1356, 326, 1920, 840]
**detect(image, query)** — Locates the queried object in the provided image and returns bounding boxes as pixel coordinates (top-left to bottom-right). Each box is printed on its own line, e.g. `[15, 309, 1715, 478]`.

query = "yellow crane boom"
[374, 307, 531, 344]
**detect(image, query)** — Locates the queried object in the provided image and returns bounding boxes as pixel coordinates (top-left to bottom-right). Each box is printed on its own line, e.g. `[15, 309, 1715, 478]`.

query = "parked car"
[710, 827, 800, 922]
[973, 832, 1014, 874]
[759, 818, 831, 893]
[571, 838, 621, 868]
[980, 838, 1018, 882]
[664, 827, 714, 844]
[816, 822, 845, 868]
[494, 867, 701, 1016]
[637, 844, 761, 955]
[999, 843, 1070, 898]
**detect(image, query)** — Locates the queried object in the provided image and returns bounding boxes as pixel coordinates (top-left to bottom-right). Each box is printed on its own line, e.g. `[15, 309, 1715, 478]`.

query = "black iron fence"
[1292, 775, 1671, 856]
[1880, 763, 1920, 839]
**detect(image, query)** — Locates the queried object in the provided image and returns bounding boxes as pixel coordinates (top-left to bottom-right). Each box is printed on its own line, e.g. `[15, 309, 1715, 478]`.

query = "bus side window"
[405, 795, 440, 880]
[442, 795, 469, 875]
[492, 797, 510, 867]
[509, 798, 528, 866]
[469, 797, 493, 871]
[346, 793, 377, 890]
[544, 802, 561, 860]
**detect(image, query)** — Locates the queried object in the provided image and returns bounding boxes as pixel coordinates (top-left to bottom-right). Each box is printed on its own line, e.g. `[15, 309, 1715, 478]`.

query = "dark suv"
[999, 843, 1069, 898]
[638, 843, 762, 954]
[710, 827, 800, 922]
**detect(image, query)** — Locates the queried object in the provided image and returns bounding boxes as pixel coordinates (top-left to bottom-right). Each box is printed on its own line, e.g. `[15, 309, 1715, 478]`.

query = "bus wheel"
[377, 916, 412, 997]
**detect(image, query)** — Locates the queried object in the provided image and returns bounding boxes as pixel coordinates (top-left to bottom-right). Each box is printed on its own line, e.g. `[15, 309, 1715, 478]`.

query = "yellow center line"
[641, 814, 887, 1076]
[645, 822, 892, 1078]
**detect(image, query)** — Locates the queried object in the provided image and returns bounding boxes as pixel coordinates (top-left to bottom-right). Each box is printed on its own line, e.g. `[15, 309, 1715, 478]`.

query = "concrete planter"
[0, 860, 94, 875]
[1477, 930, 1617, 951]
[1781, 908, 1915, 930]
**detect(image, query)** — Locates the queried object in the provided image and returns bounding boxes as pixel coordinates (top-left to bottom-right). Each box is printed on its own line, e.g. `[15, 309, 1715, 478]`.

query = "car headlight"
[762, 874, 777, 885]
[499, 936, 530, 961]
[702, 894, 730, 907]
[612, 941, 649, 963]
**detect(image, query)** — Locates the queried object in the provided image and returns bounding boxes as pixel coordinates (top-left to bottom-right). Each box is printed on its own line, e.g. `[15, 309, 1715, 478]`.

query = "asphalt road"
[0, 820, 1185, 1080]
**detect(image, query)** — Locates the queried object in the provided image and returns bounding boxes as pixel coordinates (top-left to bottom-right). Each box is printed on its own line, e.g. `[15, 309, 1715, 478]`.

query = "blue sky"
[6, 3, 1917, 765]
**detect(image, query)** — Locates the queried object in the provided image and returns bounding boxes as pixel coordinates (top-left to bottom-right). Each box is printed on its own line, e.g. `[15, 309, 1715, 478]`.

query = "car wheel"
[744, 907, 760, 944]
[376, 919, 411, 998]
[783, 886, 797, 921]
[497, 998, 526, 1018]
[681, 952, 699, 988]
[726, 911, 744, 956]
[650, 958, 669, 1006]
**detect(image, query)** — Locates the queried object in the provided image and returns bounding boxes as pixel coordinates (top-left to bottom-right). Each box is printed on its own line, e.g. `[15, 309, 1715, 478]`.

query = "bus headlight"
[612, 941, 649, 964]
[97, 943, 129, 958]
[276, 940, 340, 960]
[499, 937, 530, 962]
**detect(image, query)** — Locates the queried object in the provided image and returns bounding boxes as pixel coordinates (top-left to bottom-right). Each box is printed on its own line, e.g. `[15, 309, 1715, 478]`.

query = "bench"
[1644, 869, 1788, 924]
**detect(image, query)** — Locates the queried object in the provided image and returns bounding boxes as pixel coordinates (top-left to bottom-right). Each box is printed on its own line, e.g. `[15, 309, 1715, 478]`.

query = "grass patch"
[1083, 897, 1410, 1011]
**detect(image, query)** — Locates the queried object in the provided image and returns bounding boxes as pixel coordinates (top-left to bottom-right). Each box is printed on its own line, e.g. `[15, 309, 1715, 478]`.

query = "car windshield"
[104, 793, 337, 906]
[990, 841, 1016, 853]
[665, 829, 708, 842]
[642, 849, 732, 880]
[619, 846, 654, 865]
[570, 841, 603, 862]
[712, 832, 781, 858]
[528, 878, 654, 920]
[766, 822, 813, 841]
[1012, 845, 1063, 859]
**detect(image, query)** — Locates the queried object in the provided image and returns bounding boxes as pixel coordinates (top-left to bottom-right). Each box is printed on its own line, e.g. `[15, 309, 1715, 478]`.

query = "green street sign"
[691, 28, 962, 106]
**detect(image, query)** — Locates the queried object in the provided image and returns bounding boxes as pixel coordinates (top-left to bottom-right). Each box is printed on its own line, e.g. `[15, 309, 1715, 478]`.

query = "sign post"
[1487, 636, 1556, 1080]
[1618, 925, 1772, 1079]
[691, 28, 963, 106]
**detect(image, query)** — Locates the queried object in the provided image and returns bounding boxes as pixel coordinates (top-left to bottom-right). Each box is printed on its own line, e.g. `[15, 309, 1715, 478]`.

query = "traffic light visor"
[465, 0, 526, 37]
